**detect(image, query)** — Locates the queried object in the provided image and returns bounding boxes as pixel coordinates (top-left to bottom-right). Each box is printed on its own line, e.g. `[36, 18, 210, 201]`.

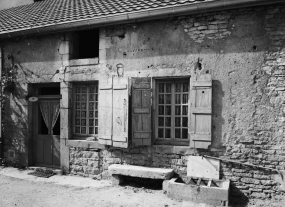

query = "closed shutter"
[132, 77, 152, 146]
[112, 77, 129, 148]
[98, 77, 113, 146]
[189, 74, 212, 149]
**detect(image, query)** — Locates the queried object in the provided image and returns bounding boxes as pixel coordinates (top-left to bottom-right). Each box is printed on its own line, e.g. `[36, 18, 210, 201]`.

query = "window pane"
[165, 106, 171, 115]
[75, 127, 80, 133]
[95, 94, 98, 101]
[81, 103, 86, 109]
[89, 86, 95, 93]
[159, 106, 164, 115]
[182, 129, 188, 139]
[182, 94, 188, 104]
[81, 127, 86, 134]
[175, 94, 181, 104]
[165, 129, 171, 138]
[159, 83, 164, 93]
[158, 128, 164, 138]
[75, 87, 81, 93]
[182, 106, 188, 115]
[95, 111, 98, 118]
[89, 103, 94, 110]
[159, 95, 164, 104]
[175, 83, 181, 92]
[95, 119, 98, 126]
[165, 94, 171, 104]
[81, 119, 86, 126]
[166, 83, 171, 93]
[175, 106, 181, 115]
[89, 111, 94, 118]
[81, 111, 86, 118]
[81, 94, 87, 101]
[175, 129, 181, 138]
[76, 111, 80, 117]
[90, 94, 95, 101]
[175, 117, 180, 127]
[95, 102, 98, 110]
[76, 103, 80, 109]
[158, 117, 164, 126]
[76, 95, 80, 101]
[165, 117, 171, 127]
[95, 127, 98, 134]
[182, 117, 188, 127]
[183, 82, 189, 92]
[82, 86, 87, 93]
[89, 119, 94, 126]
[75, 119, 80, 125]
[89, 127, 94, 134]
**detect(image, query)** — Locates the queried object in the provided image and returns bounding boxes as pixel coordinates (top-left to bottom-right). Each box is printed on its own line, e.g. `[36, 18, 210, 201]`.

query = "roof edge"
[0, 0, 284, 39]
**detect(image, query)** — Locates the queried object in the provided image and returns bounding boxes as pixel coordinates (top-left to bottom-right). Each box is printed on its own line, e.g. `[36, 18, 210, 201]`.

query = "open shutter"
[112, 77, 129, 148]
[98, 77, 113, 146]
[189, 74, 212, 149]
[132, 77, 152, 146]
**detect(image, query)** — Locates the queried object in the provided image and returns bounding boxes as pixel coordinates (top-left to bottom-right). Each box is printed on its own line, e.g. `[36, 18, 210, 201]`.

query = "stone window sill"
[67, 140, 105, 149]
[69, 58, 99, 66]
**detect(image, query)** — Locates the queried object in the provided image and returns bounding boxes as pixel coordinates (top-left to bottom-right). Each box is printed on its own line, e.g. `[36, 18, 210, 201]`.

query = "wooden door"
[35, 99, 60, 167]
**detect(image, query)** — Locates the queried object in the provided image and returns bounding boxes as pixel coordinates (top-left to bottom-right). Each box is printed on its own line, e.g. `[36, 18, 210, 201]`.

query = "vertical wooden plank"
[113, 77, 128, 148]
[189, 74, 212, 149]
[98, 77, 113, 145]
[132, 77, 152, 146]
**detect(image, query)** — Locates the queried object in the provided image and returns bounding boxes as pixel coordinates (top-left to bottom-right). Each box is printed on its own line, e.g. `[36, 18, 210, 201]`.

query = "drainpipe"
[0, 48, 2, 165]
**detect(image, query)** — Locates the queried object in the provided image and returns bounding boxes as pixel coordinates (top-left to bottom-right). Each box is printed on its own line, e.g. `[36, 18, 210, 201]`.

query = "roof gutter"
[0, 0, 284, 39]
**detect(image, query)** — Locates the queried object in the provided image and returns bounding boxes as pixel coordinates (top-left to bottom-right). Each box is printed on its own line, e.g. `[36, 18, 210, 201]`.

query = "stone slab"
[187, 156, 220, 179]
[108, 164, 174, 180]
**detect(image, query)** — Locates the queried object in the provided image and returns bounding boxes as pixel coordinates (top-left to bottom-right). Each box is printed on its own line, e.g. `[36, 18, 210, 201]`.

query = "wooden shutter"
[98, 77, 113, 146]
[112, 77, 129, 148]
[132, 77, 152, 146]
[189, 74, 212, 149]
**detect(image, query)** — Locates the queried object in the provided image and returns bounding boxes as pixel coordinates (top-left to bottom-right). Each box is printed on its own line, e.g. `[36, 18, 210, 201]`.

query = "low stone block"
[108, 164, 174, 180]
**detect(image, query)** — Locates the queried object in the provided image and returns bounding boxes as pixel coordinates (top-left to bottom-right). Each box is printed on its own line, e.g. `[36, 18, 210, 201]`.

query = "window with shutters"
[155, 79, 190, 146]
[73, 83, 99, 139]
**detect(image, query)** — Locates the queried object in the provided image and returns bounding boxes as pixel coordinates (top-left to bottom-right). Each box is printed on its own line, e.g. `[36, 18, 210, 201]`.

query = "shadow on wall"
[211, 80, 225, 149]
[3, 81, 28, 167]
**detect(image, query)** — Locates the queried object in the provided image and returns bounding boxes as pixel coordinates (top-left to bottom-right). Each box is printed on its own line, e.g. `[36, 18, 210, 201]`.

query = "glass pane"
[90, 86, 95, 93]
[182, 106, 188, 115]
[159, 83, 164, 93]
[75, 86, 81, 93]
[159, 95, 164, 104]
[81, 119, 86, 126]
[75, 127, 80, 133]
[81, 103, 86, 109]
[95, 119, 98, 126]
[89, 111, 94, 118]
[95, 127, 98, 134]
[76, 111, 80, 117]
[75, 119, 80, 125]
[175, 94, 181, 104]
[165, 129, 171, 138]
[182, 117, 188, 127]
[95, 86, 98, 93]
[175, 106, 181, 115]
[165, 94, 171, 104]
[90, 94, 95, 101]
[175, 117, 180, 127]
[95, 94, 98, 101]
[158, 117, 164, 126]
[182, 94, 188, 104]
[166, 83, 171, 93]
[175, 83, 181, 92]
[182, 129, 188, 139]
[158, 106, 164, 115]
[183, 82, 189, 92]
[95, 103, 98, 110]
[175, 129, 181, 138]
[89, 127, 94, 134]
[81, 111, 86, 118]
[82, 86, 87, 93]
[89, 119, 94, 126]
[76, 103, 80, 109]
[165, 117, 171, 127]
[95, 111, 98, 118]
[81, 94, 87, 101]
[165, 106, 171, 115]
[76, 95, 80, 101]
[89, 103, 94, 110]
[158, 128, 164, 138]
[81, 127, 86, 134]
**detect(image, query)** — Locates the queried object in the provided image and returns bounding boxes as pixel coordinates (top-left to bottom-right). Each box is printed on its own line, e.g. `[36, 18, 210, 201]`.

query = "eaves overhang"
[0, 0, 284, 40]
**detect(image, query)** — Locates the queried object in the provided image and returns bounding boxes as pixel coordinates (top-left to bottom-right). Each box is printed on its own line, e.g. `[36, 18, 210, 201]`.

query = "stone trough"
[166, 176, 230, 206]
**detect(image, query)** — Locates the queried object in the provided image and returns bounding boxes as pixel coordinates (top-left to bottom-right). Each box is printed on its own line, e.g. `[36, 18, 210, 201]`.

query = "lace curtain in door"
[39, 102, 49, 130]
[50, 102, 60, 131]
[39, 102, 60, 133]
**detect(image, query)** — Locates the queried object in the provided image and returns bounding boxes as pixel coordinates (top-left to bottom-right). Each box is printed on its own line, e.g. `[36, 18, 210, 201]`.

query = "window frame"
[153, 77, 190, 146]
[72, 82, 99, 140]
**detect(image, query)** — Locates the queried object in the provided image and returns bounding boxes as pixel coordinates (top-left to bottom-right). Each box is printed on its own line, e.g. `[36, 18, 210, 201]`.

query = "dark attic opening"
[70, 28, 99, 59]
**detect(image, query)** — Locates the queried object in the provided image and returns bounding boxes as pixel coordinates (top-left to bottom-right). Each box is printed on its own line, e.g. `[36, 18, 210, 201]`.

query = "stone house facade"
[0, 0, 285, 205]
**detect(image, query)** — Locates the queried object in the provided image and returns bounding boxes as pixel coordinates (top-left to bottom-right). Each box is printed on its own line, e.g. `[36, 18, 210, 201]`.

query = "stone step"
[108, 164, 174, 180]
